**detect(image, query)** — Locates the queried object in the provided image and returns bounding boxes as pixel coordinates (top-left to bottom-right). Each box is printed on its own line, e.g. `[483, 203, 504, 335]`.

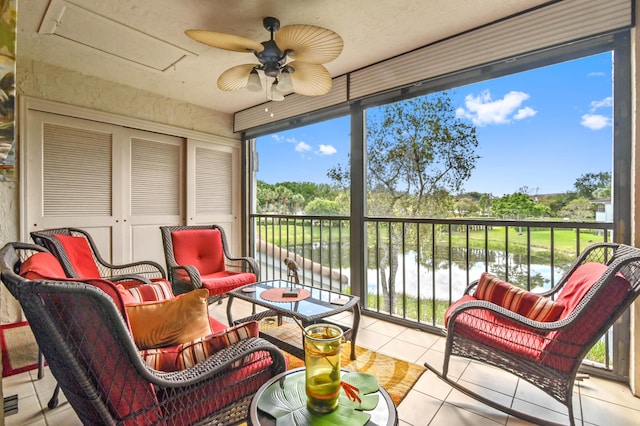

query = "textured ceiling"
[19, 0, 550, 115]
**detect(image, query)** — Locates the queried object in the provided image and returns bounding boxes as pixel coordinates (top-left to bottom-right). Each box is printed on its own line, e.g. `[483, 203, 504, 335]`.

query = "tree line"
[257, 172, 611, 221]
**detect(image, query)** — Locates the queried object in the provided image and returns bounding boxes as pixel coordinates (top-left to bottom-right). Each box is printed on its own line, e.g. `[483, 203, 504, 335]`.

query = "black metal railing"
[250, 213, 615, 367]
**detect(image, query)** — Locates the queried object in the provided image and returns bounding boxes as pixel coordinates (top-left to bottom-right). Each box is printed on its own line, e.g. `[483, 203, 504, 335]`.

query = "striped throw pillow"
[474, 272, 565, 322]
[139, 321, 259, 372]
[127, 280, 174, 302]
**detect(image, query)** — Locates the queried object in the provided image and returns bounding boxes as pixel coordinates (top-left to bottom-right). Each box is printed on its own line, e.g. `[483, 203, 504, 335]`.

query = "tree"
[574, 172, 611, 199]
[452, 197, 479, 217]
[537, 192, 577, 217]
[305, 198, 342, 216]
[477, 194, 492, 216]
[491, 192, 549, 219]
[290, 193, 305, 214]
[559, 197, 595, 220]
[329, 92, 479, 312]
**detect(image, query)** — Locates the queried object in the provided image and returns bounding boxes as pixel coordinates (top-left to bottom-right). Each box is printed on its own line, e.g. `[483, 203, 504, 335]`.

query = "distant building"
[591, 197, 612, 222]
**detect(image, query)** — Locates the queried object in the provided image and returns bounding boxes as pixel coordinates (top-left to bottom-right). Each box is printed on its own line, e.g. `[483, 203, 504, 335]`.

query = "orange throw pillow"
[474, 272, 565, 322]
[126, 289, 212, 350]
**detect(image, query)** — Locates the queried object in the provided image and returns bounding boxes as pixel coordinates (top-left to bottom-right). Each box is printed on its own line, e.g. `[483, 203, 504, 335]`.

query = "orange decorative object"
[260, 287, 311, 303]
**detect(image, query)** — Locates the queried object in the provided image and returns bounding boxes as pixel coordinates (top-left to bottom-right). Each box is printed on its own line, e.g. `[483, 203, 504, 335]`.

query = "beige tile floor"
[3, 298, 640, 425]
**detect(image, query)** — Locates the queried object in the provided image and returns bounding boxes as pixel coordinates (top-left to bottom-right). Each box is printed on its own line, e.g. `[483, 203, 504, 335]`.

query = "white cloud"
[272, 134, 285, 142]
[456, 90, 536, 126]
[588, 72, 605, 77]
[317, 144, 337, 155]
[581, 114, 610, 130]
[590, 97, 612, 111]
[514, 106, 537, 120]
[295, 142, 311, 152]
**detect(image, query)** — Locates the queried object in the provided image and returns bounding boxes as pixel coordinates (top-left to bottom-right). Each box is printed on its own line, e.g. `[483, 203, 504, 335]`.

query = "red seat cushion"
[53, 235, 101, 278]
[200, 271, 257, 296]
[171, 229, 225, 275]
[448, 303, 546, 362]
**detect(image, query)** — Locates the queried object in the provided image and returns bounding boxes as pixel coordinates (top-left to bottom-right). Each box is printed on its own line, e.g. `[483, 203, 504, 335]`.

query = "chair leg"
[48, 384, 61, 409]
[37, 349, 61, 410]
[37, 349, 44, 380]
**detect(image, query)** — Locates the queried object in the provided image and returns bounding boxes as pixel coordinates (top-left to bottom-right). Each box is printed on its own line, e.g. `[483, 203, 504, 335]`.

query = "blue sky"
[257, 52, 613, 197]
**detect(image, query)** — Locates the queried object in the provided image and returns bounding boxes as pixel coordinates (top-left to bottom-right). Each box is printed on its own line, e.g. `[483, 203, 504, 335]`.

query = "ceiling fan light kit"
[186, 16, 343, 101]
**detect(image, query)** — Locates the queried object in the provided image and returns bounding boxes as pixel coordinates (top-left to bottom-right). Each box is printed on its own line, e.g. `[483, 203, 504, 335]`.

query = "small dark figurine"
[284, 257, 300, 284]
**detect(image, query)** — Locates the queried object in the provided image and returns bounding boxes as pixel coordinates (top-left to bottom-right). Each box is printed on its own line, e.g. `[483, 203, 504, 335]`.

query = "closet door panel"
[25, 111, 118, 259]
[186, 139, 241, 254]
[123, 130, 184, 266]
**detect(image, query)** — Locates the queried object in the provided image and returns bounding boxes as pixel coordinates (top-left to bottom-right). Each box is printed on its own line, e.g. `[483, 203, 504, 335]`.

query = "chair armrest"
[142, 337, 286, 386]
[169, 265, 203, 292]
[462, 279, 479, 296]
[224, 256, 260, 279]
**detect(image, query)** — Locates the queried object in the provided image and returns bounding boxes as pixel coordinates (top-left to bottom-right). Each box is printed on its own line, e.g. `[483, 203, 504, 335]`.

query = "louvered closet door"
[186, 139, 241, 254]
[125, 130, 183, 266]
[25, 111, 184, 266]
[25, 111, 120, 258]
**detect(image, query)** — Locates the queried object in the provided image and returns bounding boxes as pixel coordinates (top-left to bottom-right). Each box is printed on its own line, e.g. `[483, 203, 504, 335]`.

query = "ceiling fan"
[185, 17, 343, 101]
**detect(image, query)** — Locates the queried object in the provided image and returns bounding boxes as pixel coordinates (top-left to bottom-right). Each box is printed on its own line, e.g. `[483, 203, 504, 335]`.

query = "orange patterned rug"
[284, 344, 425, 405]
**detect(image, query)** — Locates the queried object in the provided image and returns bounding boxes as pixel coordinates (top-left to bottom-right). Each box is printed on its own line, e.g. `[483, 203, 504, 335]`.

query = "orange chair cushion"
[53, 235, 101, 278]
[473, 272, 565, 322]
[140, 321, 260, 372]
[126, 289, 212, 350]
[171, 229, 225, 275]
[19, 252, 67, 280]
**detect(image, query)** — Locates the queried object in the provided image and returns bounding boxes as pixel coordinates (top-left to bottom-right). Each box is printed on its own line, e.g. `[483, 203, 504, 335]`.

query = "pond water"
[291, 242, 574, 301]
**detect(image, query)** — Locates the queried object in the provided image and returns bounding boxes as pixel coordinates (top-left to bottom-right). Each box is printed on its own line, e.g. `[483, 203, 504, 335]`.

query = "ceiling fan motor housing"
[256, 40, 288, 77]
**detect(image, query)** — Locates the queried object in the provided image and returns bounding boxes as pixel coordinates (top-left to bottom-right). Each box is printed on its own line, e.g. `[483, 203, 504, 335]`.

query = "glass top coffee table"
[248, 367, 398, 426]
[226, 280, 361, 360]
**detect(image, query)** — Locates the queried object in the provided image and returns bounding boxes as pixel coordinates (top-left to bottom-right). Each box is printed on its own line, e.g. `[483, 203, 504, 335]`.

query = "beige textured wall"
[17, 58, 235, 139]
[0, 179, 22, 323]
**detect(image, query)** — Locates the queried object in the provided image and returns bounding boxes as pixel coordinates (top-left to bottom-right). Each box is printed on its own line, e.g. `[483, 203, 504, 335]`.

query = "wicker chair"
[30, 227, 166, 285]
[160, 225, 259, 300]
[425, 242, 640, 426]
[0, 242, 286, 425]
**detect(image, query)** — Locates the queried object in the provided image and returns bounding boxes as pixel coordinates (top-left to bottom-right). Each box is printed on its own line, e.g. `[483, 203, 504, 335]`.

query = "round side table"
[249, 367, 398, 425]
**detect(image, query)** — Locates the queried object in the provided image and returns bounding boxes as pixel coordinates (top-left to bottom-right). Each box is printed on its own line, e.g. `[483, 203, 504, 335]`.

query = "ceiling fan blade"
[275, 25, 343, 64]
[289, 62, 332, 96]
[217, 64, 259, 91]
[185, 30, 264, 53]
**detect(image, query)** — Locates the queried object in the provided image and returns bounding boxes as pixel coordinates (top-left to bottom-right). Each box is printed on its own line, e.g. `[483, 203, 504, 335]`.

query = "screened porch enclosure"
[245, 3, 632, 381]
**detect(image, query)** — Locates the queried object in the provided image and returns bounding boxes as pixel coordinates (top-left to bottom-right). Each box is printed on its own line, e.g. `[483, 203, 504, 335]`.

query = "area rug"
[284, 344, 426, 406]
[1, 321, 40, 377]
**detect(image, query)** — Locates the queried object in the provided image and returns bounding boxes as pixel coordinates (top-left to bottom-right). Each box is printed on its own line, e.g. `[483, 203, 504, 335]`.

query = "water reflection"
[294, 243, 575, 301]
